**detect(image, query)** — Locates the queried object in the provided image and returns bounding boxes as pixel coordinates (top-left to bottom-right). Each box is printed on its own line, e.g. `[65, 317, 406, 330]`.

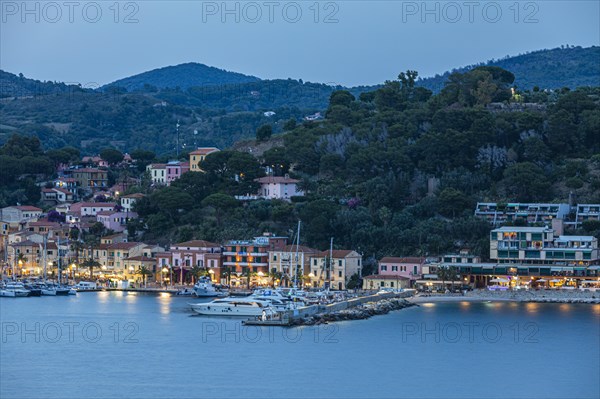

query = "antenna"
[176, 120, 181, 158]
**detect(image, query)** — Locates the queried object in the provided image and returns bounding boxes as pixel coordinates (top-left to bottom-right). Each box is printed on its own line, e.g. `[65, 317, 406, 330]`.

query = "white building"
[147, 163, 167, 185]
[120, 193, 145, 212]
[255, 175, 304, 202]
[0, 206, 43, 224]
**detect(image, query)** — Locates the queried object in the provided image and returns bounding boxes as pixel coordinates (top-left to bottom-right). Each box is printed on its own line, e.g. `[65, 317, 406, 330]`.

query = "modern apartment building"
[475, 202, 570, 226]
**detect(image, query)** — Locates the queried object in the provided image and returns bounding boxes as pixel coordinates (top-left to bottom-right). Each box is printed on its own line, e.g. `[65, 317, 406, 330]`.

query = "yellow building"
[189, 148, 220, 172]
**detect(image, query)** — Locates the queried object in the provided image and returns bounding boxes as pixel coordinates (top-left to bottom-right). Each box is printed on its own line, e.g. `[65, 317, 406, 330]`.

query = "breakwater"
[283, 291, 417, 326]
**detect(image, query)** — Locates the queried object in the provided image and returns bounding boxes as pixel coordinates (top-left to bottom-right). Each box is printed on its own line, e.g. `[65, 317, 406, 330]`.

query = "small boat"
[2, 282, 31, 297]
[193, 277, 228, 297]
[190, 298, 274, 317]
[176, 288, 195, 296]
[24, 284, 43, 297]
[68, 287, 77, 295]
[0, 289, 16, 297]
[41, 284, 71, 296]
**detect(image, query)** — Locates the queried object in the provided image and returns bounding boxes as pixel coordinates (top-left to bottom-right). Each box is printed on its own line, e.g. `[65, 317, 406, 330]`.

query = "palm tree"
[189, 265, 206, 284]
[269, 271, 283, 288]
[16, 253, 27, 277]
[70, 240, 85, 263]
[82, 258, 101, 280]
[437, 266, 458, 292]
[137, 266, 153, 288]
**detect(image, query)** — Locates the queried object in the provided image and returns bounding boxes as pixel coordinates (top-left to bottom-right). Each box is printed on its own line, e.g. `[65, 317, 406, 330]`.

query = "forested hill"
[0, 46, 598, 154]
[102, 63, 261, 91]
[417, 46, 600, 92]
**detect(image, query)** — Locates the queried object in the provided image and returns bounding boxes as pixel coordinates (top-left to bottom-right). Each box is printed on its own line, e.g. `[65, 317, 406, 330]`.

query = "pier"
[244, 290, 416, 327]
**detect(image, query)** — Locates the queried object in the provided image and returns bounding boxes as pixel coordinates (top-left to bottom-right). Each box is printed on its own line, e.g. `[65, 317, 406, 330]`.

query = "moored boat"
[193, 277, 228, 297]
[190, 298, 274, 316]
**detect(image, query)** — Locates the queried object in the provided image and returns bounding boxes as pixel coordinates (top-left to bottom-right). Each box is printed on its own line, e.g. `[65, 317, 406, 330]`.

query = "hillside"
[102, 63, 260, 91]
[418, 46, 600, 92]
[0, 70, 86, 98]
[1, 46, 599, 154]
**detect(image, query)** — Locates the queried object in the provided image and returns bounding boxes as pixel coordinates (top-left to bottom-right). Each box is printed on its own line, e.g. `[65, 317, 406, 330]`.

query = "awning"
[587, 266, 600, 270]
[490, 278, 509, 283]
[536, 279, 547, 282]
[482, 265, 494, 270]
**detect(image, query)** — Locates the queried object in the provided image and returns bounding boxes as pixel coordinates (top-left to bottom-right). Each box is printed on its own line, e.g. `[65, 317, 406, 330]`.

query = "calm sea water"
[1, 292, 599, 399]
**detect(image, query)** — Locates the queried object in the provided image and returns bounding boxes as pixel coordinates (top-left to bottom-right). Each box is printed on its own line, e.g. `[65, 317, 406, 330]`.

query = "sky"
[1, 1, 599, 87]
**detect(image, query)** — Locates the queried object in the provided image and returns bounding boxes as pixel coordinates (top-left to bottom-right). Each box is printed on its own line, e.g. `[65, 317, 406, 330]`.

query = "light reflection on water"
[0, 292, 598, 399]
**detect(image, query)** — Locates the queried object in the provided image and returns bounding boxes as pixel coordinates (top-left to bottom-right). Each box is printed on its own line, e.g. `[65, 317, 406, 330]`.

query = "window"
[313, 259, 317, 266]
[381, 265, 387, 271]
[338, 260, 342, 267]
[273, 255, 277, 261]
[391, 266, 398, 271]
[338, 271, 342, 278]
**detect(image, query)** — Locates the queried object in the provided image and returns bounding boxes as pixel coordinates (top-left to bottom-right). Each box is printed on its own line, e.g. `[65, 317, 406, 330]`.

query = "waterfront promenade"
[409, 288, 600, 304]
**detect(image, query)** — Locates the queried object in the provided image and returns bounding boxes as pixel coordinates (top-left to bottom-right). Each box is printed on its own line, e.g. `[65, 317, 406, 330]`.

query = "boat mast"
[293, 221, 300, 288]
[43, 234, 48, 281]
[57, 235, 61, 285]
[328, 237, 333, 291]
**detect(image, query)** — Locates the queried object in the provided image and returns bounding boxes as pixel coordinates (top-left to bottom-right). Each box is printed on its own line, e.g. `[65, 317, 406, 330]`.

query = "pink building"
[96, 211, 138, 233]
[255, 175, 304, 201]
[378, 257, 426, 281]
[156, 240, 222, 283]
[166, 161, 190, 184]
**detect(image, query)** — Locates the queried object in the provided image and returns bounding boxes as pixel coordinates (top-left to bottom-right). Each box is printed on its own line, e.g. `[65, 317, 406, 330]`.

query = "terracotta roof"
[96, 211, 115, 216]
[71, 202, 116, 209]
[189, 148, 220, 156]
[121, 193, 145, 199]
[53, 188, 72, 195]
[317, 250, 357, 258]
[108, 242, 144, 250]
[28, 221, 60, 227]
[148, 163, 167, 169]
[12, 240, 42, 247]
[74, 168, 107, 173]
[173, 240, 220, 248]
[125, 256, 155, 262]
[380, 257, 426, 264]
[280, 245, 319, 253]
[363, 274, 411, 280]
[13, 206, 42, 212]
[102, 233, 126, 239]
[255, 176, 300, 184]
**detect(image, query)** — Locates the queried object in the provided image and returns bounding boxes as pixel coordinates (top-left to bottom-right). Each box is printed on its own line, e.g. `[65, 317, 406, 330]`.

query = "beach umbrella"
[536, 279, 547, 282]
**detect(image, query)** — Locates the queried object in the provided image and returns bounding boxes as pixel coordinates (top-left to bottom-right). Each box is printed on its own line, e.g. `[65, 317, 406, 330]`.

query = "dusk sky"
[2, 1, 599, 87]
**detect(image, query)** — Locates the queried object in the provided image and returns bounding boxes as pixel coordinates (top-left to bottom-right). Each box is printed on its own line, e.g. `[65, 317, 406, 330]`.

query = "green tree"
[437, 188, 471, 217]
[137, 266, 153, 288]
[283, 118, 297, 131]
[502, 162, 551, 202]
[201, 193, 239, 226]
[82, 258, 101, 280]
[100, 148, 124, 165]
[256, 125, 272, 142]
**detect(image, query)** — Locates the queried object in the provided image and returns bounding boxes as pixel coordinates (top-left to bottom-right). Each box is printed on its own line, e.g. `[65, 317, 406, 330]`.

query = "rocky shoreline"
[292, 297, 416, 326]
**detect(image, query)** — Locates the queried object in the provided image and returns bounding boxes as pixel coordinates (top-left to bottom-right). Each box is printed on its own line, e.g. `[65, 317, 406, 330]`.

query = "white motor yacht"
[190, 298, 274, 316]
[193, 277, 227, 297]
[1, 282, 31, 297]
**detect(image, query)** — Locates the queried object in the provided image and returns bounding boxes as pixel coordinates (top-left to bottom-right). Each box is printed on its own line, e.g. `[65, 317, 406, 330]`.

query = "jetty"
[244, 290, 416, 327]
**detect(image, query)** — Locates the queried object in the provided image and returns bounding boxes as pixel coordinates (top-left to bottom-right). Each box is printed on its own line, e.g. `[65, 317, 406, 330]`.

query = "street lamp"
[161, 267, 168, 287]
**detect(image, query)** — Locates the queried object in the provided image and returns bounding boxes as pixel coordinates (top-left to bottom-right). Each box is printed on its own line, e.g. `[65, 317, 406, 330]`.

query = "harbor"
[2, 289, 598, 399]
